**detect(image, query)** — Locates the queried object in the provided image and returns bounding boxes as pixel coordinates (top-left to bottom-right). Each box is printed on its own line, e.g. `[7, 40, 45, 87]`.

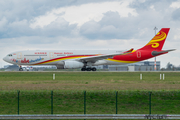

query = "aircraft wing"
[76, 48, 134, 63]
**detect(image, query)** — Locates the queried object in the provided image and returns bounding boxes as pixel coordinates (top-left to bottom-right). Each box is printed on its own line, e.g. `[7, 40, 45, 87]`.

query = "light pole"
[154, 27, 158, 71]
[154, 27, 158, 35]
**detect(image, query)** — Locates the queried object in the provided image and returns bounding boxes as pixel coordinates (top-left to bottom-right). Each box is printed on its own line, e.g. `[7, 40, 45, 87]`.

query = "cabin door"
[17, 52, 22, 59]
[137, 51, 141, 58]
[49, 52, 54, 59]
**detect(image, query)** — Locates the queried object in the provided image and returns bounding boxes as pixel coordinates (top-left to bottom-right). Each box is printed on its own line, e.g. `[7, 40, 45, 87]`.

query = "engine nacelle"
[64, 61, 84, 69]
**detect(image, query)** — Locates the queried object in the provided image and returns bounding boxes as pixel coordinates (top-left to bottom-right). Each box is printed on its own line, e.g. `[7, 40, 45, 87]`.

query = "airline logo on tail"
[148, 31, 166, 48]
[139, 28, 170, 50]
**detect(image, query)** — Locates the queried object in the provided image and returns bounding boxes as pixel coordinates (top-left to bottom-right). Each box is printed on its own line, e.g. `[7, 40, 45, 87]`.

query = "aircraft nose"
[3, 56, 8, 62]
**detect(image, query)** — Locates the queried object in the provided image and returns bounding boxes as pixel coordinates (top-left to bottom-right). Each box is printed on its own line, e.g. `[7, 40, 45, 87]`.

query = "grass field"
[0, 71, 180, 115]
[0, 91, 180, 115]
[0, 71, 180, 91]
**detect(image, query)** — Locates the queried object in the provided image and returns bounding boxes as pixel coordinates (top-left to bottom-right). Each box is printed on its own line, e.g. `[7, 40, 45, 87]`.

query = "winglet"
[123, 48, 134, 53]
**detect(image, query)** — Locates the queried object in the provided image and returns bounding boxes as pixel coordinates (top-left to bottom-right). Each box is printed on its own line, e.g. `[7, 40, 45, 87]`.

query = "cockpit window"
[8, 54, 13, 57]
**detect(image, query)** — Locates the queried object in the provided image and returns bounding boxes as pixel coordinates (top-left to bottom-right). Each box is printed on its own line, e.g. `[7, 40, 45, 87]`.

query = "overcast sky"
[1, 0, 180, 68]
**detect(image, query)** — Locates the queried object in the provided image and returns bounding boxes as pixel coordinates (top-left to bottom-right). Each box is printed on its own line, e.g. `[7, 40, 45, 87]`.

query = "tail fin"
[139, 28, 170, 50]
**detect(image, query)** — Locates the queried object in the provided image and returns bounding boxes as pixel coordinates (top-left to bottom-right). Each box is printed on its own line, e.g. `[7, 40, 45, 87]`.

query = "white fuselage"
[3, 50, 127, 67]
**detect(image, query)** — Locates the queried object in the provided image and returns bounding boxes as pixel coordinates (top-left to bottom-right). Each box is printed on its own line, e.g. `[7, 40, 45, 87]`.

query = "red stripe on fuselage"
[33, 55, 94, 65]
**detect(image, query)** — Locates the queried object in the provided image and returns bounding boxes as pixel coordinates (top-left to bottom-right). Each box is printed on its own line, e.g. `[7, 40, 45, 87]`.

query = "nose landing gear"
[19, 66, 23, 71]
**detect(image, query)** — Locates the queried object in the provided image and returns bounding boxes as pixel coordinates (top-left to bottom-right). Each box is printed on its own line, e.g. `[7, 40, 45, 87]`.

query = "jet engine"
[64, 61, 84, 69]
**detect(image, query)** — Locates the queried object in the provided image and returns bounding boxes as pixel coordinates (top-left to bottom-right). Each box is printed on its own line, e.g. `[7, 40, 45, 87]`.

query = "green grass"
[0, 71, 180, 91]
[0, 91, 180, 114]
[0, 71, 180, 81]
[0, 72, 180, 115]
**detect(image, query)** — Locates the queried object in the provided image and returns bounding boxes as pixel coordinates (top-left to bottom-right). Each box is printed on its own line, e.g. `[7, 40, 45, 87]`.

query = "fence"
[15, 91, 152, 115]
[0, 91, 180, 119]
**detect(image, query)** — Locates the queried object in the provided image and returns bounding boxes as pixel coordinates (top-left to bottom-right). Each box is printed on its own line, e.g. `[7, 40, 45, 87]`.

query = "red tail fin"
[139, 28, 170, 50]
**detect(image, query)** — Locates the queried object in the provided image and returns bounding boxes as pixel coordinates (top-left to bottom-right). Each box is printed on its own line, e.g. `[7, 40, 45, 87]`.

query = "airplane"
[3, 28, 175, 71]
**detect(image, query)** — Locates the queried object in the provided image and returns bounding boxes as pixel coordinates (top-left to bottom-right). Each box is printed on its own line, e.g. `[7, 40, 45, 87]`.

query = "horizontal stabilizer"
[151, 49, 176, 56]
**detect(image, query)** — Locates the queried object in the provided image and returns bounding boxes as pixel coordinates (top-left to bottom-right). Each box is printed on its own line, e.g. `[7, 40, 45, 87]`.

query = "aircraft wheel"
[91, 67, 96, 71]
[81, 68, 86, 71]
[19, 68, 23, 71]
[86, 68, 91, 71]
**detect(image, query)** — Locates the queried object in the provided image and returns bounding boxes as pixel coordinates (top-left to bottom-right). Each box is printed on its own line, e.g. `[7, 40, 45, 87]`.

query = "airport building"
[4, 64, 19, 71]
[108, 61, 160, 71]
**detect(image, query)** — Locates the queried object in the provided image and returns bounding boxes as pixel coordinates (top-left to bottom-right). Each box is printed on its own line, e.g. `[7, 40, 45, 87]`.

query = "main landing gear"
[81, 67, 97, 71]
